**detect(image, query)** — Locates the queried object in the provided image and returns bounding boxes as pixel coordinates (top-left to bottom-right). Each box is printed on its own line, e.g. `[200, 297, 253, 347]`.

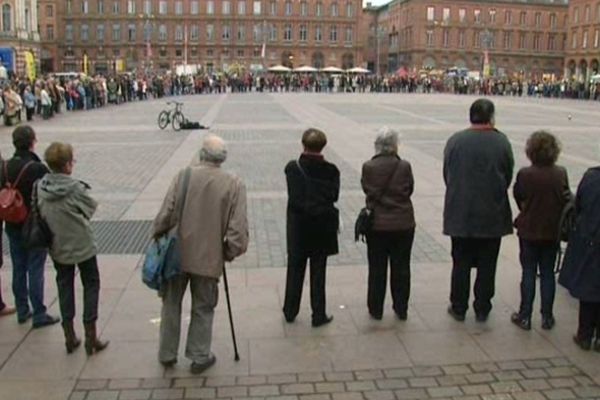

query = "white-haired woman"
[361, 127, 416, 320]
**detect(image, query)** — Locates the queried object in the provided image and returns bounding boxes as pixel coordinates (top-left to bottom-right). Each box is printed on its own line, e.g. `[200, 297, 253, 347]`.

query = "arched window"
[2, 4, 12, 32]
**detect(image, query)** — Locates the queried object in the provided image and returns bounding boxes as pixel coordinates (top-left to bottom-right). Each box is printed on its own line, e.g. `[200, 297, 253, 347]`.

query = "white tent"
[321, 66, 344, 73]
[346, 67, 371, 74]
[293, 65, 318, 73]
[268, 64, 291, 72]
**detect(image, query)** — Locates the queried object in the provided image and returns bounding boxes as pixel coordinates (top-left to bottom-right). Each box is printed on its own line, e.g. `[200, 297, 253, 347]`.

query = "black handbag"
[355, 160, 401, 242]
[22, 181, 53, 249]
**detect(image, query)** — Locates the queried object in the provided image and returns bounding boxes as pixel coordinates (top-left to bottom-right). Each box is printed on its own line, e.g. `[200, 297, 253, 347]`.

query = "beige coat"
[153, 161, 249, 279]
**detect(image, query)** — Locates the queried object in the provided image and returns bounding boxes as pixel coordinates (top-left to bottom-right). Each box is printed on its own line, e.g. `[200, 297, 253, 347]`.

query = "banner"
[24, 51, 36, 82]
[83, 53, 89, 75]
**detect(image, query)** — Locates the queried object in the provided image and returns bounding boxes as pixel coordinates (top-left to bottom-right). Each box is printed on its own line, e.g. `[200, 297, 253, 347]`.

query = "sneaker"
[32, 314, 60, 329]
[541, 316, 555, 330]
[159, 359, 177, 368]
[17, 311, 32, 324]
[447, 305, 465, 322]
[510, 313, 531, 331]
[573, 335, 592, 351]
[312, 315, 334, 327]
[0, 306, 16, 317]
[190, 355, 216, 375]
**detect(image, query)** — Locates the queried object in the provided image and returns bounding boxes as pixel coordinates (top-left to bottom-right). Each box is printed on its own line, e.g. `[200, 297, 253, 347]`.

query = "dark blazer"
[0, 150, 49, 232]
[443, 127, 514, 238]
[559, 167, 600, 302]
[513, 165, 570, 242]
[361, 154, 415, 232]
[285, 154, 340, 257]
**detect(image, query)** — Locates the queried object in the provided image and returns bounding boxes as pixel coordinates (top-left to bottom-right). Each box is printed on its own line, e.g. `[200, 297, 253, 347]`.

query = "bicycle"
[157, 101, 185, 131]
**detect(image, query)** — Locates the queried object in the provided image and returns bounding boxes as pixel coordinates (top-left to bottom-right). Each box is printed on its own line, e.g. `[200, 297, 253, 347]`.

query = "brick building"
[39, 0, 364, 74]
[564, 0, 600, 83]
[365, 0, 569, 79]
[0, 0, 40, 77]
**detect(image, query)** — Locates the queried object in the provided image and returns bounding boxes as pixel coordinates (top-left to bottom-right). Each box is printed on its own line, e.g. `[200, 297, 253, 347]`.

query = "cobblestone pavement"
[71, 357, 600, 400]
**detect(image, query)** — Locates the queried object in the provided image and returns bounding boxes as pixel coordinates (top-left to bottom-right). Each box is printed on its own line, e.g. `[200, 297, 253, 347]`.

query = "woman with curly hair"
[511, 131, 570, 331]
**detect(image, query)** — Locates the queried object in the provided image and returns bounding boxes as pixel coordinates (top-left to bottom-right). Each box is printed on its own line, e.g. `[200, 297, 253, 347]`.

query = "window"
[520, 11, 527, 25]
[175, 49, 182, 58]
[330, 25, 337, 41]
[284, 24, 292, 40]
[270, 0, 276, 15]
[46, 24, 54, 39]
[126, 0, 134, 14]
[573, 7, 579, 23]
[597, 4, 600, 22]
[520, 33, 527, 49]
[66, 0, 72, 14]
[474, 9, 481, 23]
[98, 0, 104, 14]
[46, 4, 53, 17]
[82, 0, 89, 14]
[533, 33, 541, 50]
[459, 8, 466, 22]
[207, 49, 214, 57]
[504, 10, 511, 25]
[473, 31, 480, 48]
[442, 29, 449, 47]
[97, 24, 105, 41]
[316, 2, 323, 17]
[190, 48, 198, 58]
[159, 24, 167, 41]
[207, 1, 214, 14]
[583, 30, 588, 48]
[175, 1, 183, 15]
[503, 31, 511, 48]
[144, 0, 152, 14]
[550, 13, 556, 28]
[65, 24, 73, 41]
[253, 48, 260, 57]
[113, 1, 120, 14]
[585, 5, 591, 22]
[548, 34, 555, 50]
[253, 23, 260, 41]
[112, 23, 121, 41]
[595, 29, 600, 47]
[223, 1, 231, 15]
[159, 49, 167, 58]
[237, 49, 244, 58]
[345, 26, 352, 42]
[206, 24, 214, 40]
[269, 24, 277, 41]
[300, 25, 307, 41]
[443, 7, 450, 22]
[237, 25, 245, 40]
[253, 1, 261, 15]
[535, 12, 541, 27]
[286, 1, 292, 15]
[301, 1, 308, 16]
[191, 1, 199, 14]
[1, 4, 10, 31]
[427, 6, 435, 21]
[489, 9, 496, 23]
[159, 1, 167, 14]
[347, 2, 353, 17]
[571, 31, 577, 48]
[458, 29, 465, 47]
[128, 23, 136, 41]
[80, 24, 89, 41]
[331, 2, 338, 17]
[144, 22, 152, 40]
[238, 1, 246, 15]
[315, 25, 322, 41]
[222, 24, 231, 40]
[426, 29, 434, 46]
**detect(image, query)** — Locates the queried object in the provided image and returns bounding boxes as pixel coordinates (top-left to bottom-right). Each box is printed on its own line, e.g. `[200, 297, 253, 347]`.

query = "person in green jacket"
[37, 142, 108, 355]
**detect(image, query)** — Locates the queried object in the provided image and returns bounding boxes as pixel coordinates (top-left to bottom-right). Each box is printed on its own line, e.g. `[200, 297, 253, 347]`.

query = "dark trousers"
[54, 256, 100, 323]
[283, 253, 327, 322]
[0, 274, 6, 311]
[25, 107, 34, 121]
[366, 229, 415, 317]
[450, 237, 502, 316]
[518, 239, 557, 318]
[578, 301, 600, 341]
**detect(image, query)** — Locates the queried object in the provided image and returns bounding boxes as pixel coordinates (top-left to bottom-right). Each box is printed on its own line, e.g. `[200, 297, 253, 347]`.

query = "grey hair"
[374, 126, 400, 155]
[199, 134, 228, 164]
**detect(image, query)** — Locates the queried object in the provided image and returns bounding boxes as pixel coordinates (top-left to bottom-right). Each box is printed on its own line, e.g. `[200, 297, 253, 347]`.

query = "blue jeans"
[518, 239, 557, 318]
[7, 228, 49, 322]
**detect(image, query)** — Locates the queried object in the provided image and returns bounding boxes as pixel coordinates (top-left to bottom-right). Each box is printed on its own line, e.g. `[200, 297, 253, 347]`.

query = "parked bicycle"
[157, 101, 185, 131]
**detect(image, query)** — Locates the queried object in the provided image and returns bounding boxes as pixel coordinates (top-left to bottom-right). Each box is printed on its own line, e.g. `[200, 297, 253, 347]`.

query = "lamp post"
[481, 29, 493, 79]
[139, 13, 155, 74]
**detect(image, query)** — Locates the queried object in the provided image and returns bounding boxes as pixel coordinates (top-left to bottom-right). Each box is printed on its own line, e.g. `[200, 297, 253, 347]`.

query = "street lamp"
[480, 29, 493, 78]
[139, 13, 155, 74]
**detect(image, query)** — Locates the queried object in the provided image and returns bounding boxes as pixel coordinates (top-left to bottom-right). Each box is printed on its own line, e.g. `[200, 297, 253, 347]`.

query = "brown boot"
[62, 321, 81, 354]
[84, 322, 109, 356]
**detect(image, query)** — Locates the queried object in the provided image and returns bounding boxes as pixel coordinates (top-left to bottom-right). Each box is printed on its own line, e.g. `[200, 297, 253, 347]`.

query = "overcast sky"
[363, 0, 389, 6]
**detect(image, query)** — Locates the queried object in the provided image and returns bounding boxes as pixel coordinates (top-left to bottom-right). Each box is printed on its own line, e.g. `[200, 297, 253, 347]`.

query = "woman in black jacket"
[361, 127, 415, 320]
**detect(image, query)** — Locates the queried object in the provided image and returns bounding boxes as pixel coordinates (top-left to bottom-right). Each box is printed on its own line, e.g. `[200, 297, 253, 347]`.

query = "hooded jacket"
[37, 173, 98, 265]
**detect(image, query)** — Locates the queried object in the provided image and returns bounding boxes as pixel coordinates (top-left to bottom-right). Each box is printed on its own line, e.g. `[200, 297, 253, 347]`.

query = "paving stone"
[315, 383, 345, 394]
[185, 387, 217, 399]
[69, 393, 87, 400]
[542, 388, 576, 399]
[383, 368, 414, 379]
[174, 378, 206, 388]
[269, 375, 298, 384]
[250, 385, 280, 397]
[217, 386, 248, 398]
[409, 377, 438, 388]
[141, 379, 172, 389]
[456, 396, 482, 400]
[521, 370, 549, 379]
[281, 384, 315, 395]
[573, 376, 594, 386]
[298, 395, 330, 400]
[471, 363, 500, 373]
[151, 388, 184, 399]
[571, 385, 600, 398]
[461, 384, 493, 395]
[394, 388, 429, 400]
[491, 382, 523, 394]
[266, 396, 299, 400]
[497, 362, 527, 371]
[466, 373, 496, 384]
[346, 381, 377, 392]
[77, 380, 110, 390]
[546, 378, 577, 389]
[427, 386, 462, 398]
[413, 367, 444, 377]
[545, 368, 577, 378]
[524, 360, 552, 369]
[548, 358, 571, 367]
[118, 390, 153, 400]
[324, 372, 355, 382]
[375, 379, 408, 390]
[442, 366, 472, 375]
[519, 380, 551, 391]
[355, 371, 384, 380]
[494, 371, 524, 381]
[332, 393, 364, 400]
[436, 376, 468, 387]
[298, 373, 325, 383]
[110, 380, 142, 390]
[364, 390, 395, 400]
[481, 395, 515, 400]
[511, 393, 546, 400]
[238, 376, 268, 386]
[87, 391, 120, 400]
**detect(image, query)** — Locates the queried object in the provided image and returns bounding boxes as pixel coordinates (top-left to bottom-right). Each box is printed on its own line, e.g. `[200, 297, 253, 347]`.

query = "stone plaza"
[0, 92, 599, 400]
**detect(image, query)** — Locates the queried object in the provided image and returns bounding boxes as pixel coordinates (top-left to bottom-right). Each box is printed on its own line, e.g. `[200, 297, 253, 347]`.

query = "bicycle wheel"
[172, 112, 184, 131]
[157, 111, 169, 129]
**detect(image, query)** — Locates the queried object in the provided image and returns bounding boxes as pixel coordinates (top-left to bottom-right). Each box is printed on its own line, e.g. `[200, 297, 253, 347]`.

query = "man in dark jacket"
[283, 128, 340, 327]
[443, 99, 514, 322]
[1, 125, 59, 328]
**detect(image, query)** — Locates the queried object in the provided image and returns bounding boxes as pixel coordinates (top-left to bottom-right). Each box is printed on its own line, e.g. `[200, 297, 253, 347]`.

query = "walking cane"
[222, 262, 240, 362]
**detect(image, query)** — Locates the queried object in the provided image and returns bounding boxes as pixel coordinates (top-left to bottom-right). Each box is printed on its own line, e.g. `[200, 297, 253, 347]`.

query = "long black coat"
[559, 167, 600, 302]
[285, 154, 340, 257]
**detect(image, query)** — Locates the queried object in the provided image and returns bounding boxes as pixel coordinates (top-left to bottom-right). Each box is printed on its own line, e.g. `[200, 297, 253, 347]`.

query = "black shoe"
[573, 335, 592, 351]
[511, 313, 531, 331]
[32, 314, 60, 329]
[284, 314, 295, 323]
[190, 355, 216, 375]
[541, 315, 555, 330]
[312, 315, 333, 327]
[369, 311, 383, 320]
[160, 359, 177, 368]
[447, 305, 465, 322]
[17, 311, 32, 324]
[395, 310, 408, 321]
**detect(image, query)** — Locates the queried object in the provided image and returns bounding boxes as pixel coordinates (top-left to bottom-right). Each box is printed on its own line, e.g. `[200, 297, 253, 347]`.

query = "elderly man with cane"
[153, 135, 248, 374]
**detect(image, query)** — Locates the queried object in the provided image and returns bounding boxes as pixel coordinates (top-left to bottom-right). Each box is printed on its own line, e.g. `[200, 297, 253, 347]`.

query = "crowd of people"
[0, 98, 598, 376]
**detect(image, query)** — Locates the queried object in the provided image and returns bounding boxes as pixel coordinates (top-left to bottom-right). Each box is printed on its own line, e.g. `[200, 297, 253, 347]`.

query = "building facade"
[564, 0, 600, 83]
[0, 0, 40, 77]
[40, 0, 364, 74]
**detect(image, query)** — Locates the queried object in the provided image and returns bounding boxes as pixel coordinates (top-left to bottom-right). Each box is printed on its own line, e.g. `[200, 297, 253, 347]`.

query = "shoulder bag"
[22, 180, 53, 249]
